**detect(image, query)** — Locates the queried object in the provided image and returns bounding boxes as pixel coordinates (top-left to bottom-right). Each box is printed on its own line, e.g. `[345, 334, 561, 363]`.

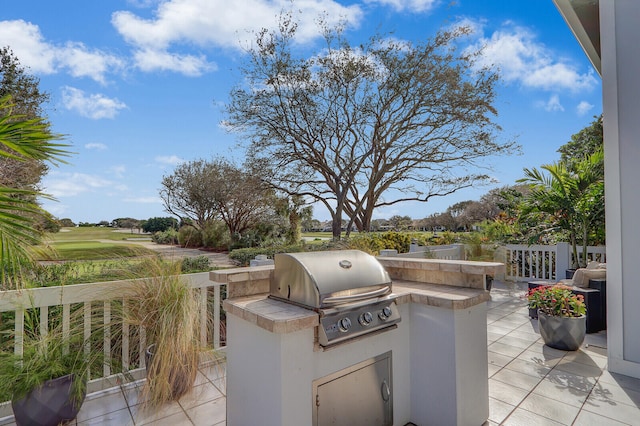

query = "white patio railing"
[379, 243, 466, 260]
[409, 243, 466, 260]
[503, 242, 606, 281]
[0, 272, 225, 394]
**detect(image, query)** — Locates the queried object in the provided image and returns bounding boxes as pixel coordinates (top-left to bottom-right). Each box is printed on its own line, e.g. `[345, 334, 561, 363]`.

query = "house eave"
[553, 0, 601, 76]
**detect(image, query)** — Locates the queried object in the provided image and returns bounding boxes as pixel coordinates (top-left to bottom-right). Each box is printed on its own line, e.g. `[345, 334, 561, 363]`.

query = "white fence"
[379, 243, 465, 260]
[503, 242, 606, 282]
[410, 243, 465, 260]
[0, 272, 225, 394]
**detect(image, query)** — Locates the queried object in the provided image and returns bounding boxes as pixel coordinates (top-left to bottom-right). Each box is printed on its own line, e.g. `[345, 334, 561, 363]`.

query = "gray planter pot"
[538, 311, 586, 351]
[11, 373, 86, 426]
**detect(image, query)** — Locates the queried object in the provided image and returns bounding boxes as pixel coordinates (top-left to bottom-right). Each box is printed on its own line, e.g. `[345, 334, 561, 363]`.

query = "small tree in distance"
[160, 157, 275, 244]
[142, 217, 178, 233]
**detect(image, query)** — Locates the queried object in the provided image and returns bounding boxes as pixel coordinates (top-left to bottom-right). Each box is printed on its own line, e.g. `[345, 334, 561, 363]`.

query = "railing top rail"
[0, 272, 221, 312]
[504, 244, 559, 251]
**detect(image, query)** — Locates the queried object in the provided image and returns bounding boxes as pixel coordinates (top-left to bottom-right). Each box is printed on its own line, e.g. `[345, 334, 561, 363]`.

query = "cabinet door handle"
[381, 379, 391, 401]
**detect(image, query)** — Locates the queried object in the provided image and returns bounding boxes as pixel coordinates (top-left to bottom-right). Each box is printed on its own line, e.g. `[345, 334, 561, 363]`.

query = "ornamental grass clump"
[124, 257, 206, 408]
[527, 285, 586, 317]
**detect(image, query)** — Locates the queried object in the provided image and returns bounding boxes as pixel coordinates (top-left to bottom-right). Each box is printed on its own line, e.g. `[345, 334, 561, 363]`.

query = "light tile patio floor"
[2, 281, 640, 425]
[486, 281, 640, 425]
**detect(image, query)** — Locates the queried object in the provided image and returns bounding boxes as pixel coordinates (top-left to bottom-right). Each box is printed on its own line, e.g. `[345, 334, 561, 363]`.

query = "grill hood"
[270, 250, 392, 309]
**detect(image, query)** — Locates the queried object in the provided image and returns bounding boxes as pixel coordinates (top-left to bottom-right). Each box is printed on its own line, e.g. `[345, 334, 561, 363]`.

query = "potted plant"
[0, 310, 101, 426]
[124, 257, 208, 408]
[527, 285, 587, 351]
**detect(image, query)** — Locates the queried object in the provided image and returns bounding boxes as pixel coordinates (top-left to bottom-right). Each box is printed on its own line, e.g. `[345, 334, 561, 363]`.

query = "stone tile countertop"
[223, 279, 489, 335]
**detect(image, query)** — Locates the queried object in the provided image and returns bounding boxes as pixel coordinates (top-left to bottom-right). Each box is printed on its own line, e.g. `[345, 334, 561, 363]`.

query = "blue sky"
[1, 0, 601, 224]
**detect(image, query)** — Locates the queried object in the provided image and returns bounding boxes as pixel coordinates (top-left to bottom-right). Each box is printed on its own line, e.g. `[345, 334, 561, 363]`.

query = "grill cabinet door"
[313, 352, 392, 426]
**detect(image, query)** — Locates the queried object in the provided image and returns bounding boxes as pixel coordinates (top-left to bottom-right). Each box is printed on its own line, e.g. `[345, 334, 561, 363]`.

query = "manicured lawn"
[36, 241, 154, 261]
[35, 227, 155, 261]
[50, 226, 149, 242]
[302, 232, 333, 239]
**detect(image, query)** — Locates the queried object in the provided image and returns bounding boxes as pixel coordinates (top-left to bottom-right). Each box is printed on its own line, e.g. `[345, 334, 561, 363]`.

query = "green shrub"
[346, 232, 412, 255]
[202, 221, 230, 249]
[229, 245, 308, 266]
[181, 255, 210, 273]
[461, 232, 484, 259]
[25, 262, 81, 287]
[152, 229, 179, 245]
[178, 226, 202, 248]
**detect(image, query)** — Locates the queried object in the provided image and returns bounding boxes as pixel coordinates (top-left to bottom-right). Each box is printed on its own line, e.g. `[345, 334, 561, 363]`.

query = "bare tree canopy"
[160, 157, 274, 239]
[160, 159, 220, 229]
[226, 16, 517, 239]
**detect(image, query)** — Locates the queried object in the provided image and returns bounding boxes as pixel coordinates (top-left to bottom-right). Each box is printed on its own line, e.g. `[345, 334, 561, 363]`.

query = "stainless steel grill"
[270, 250, 401, 347]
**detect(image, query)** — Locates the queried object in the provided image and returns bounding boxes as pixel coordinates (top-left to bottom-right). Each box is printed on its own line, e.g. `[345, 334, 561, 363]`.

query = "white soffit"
[553, 0, 601, 75]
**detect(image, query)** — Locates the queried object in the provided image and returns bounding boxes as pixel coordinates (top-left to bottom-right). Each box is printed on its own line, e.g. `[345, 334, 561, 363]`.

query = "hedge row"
[229, 231, 431, 265]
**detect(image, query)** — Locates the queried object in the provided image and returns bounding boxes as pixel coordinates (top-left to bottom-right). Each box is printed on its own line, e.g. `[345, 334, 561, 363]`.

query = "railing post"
[453, 244, 465, 260]
[84, 302, 91, 379]
[62, 304, 70, 356]
[103, 301, 111, 377]
[213, 285, 221, 350]
[199, 287, 207, 347]
[15, 308, 24, 358]
[556, 242, 570, 280]
[122, 299, 129, 370]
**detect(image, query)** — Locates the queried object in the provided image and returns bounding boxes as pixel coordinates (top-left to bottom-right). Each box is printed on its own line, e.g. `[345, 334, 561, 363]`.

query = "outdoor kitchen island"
[212, 254, 504, 426]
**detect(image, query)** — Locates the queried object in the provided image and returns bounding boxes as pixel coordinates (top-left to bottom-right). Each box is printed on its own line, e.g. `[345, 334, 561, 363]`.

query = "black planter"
[11, 374, 86, 426]
[566, 269, 577, 279]
[539, 311, 586, 351]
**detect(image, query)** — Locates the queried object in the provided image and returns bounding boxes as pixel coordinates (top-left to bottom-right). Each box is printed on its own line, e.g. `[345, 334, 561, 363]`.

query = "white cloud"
[132, 48, 215, 76]
[0, 19, 123, 84]
[0, 20, 56, 74]
[111, 0, 363, 74]
[537, 94, 564, 112]
[62, 86, 128, 119]
[576, 100, 594, 116]
[365, 0, 439, 13]
[155, 155, 184, 165]
[57, 41, 124, 84]
[40, 201, 69, 218]
[43, 172, 117, 197]
[111, 165, 126, 178]
[85, 143, 108, 150]
[123, 196, 161, 203]
[467, 22, 597, 93]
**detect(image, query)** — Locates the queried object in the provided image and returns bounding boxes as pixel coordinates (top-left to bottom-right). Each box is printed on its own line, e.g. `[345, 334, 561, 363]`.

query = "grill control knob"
[338, 317, 352, 332]
[378, 306, 393, 321]
[359, 312, 373, 326]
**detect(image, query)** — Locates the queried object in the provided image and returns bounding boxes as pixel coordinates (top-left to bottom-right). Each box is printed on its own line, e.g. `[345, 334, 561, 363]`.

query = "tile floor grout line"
[571, 373, 634, 426]
[499, 348, 573, 425]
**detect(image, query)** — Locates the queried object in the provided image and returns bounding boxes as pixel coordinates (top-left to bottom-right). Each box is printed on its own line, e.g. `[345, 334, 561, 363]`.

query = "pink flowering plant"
[527, 285, 586, 317]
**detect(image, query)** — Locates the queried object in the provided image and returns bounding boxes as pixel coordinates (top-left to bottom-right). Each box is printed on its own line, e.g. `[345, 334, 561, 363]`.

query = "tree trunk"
[332, 196, 343, 241]
[332, 214, 342, 241]
[570, 231, 579, 269]
[581, 219, 589, 268]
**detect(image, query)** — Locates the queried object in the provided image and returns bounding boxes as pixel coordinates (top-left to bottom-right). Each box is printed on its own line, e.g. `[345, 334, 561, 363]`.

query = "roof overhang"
[553, 0, 601, 75]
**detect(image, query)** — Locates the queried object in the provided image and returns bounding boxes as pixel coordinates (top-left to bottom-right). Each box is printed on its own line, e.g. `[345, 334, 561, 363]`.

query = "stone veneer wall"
[377, 258, 503, 290]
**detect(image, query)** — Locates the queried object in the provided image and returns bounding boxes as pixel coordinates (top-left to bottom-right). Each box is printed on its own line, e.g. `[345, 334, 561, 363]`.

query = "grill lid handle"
[321, 286, 390, 305]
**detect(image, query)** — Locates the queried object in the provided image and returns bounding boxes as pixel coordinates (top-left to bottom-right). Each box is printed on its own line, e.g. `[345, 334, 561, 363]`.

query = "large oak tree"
[226, 17, 517, 239]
